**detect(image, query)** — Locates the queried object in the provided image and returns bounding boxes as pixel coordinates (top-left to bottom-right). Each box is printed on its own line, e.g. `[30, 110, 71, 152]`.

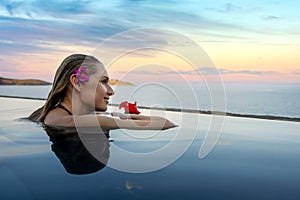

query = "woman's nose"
[107, 85, 114, 96]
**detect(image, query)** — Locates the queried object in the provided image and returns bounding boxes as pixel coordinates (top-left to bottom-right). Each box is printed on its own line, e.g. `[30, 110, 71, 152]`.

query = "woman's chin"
[95, 107, 107, 112]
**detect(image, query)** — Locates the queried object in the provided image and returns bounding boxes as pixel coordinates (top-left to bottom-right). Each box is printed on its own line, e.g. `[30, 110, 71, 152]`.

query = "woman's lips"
[104, 97, 109, 104]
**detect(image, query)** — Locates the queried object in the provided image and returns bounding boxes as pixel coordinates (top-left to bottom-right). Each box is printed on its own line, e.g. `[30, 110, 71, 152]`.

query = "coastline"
[1, 95, 299, 123]
[0, 77, 134, 86]
[0, 77, 51, 85]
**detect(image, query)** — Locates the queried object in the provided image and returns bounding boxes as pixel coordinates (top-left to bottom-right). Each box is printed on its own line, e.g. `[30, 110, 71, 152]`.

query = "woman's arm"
[110, 112, 159, 120]
[45, 111, 177, 130]
[77, 114, 177, 130]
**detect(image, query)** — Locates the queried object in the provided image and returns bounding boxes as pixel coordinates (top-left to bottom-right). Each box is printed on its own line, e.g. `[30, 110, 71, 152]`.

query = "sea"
[1, 83, 300, 199]
[0, 82, 299, 118]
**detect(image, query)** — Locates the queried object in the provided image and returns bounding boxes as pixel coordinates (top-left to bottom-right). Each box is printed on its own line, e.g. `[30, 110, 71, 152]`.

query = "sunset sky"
[1, 0, 300, 83]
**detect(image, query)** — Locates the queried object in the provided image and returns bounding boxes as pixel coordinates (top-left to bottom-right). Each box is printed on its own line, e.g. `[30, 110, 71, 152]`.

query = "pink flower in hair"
[74, 66, 89, 84]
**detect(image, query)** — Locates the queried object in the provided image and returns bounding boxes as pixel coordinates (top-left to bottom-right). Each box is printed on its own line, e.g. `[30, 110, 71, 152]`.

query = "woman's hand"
[111, 112, 131, 120]
[162, 119, 178, 130]
[111, 112, 177, 130]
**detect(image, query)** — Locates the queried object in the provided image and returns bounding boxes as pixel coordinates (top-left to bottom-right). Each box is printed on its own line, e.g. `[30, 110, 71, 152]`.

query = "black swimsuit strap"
[57, 104, 72, 115]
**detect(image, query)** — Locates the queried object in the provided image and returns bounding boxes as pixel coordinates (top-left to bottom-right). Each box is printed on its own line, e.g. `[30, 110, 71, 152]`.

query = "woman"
[28, 54, 176, 130]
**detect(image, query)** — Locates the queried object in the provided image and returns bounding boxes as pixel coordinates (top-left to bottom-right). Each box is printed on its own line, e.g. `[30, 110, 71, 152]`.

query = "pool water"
[1, 97, 300, 200]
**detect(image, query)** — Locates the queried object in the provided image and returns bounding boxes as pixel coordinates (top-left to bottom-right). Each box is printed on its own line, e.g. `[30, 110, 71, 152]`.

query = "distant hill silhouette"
[0, 77, 51, 85]
[109, 79, 134, 86]
[0, 77, 134, 86]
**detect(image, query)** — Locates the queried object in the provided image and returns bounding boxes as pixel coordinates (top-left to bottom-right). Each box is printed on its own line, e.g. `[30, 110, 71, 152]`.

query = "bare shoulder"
[44, 108, 74, 126]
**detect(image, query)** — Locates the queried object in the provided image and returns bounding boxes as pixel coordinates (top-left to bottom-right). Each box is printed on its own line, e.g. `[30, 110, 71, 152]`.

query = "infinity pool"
[1, 97, 300, 200]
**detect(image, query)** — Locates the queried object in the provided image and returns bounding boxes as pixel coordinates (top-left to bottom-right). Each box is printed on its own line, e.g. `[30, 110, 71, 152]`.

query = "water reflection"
[44, 126, 110, 175]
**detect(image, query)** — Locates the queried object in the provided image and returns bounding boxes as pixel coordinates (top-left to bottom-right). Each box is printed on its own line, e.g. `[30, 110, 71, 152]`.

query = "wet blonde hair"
[28, 54, 103, 122]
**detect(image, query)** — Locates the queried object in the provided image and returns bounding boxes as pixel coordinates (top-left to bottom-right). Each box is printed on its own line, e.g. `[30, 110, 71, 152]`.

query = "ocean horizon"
[1, 82, 299, 119]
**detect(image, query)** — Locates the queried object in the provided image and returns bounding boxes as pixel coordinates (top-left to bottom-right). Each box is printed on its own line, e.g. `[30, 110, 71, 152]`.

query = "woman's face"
[79, 67, 114, 112]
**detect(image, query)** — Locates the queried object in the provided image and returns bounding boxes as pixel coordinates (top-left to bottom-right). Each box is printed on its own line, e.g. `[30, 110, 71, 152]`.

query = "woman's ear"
[69, 74, 81, 92]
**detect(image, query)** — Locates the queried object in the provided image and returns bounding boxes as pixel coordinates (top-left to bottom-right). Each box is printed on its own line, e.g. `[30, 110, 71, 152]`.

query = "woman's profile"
[28, 54, 176, 130]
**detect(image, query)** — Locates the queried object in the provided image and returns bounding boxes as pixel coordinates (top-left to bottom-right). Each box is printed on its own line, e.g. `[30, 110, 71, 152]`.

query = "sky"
[0, 0, 300, 83]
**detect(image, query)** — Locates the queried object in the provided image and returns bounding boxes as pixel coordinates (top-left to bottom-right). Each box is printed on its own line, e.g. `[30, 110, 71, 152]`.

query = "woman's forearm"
[113, 117, 177, 130]
[56, 114, 177, 130]
[111, 112, 165, 121]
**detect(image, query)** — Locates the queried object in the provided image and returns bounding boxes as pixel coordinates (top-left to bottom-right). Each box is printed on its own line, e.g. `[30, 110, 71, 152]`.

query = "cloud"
[0, 41, 49, 54]
[114, 67, 277, 76]
[293, 69, 300, 75]
[199, 68, 278, 75]
[0, 0, 279, 61]
[1, 0, 93, 19]
[262, 15, 282, 20]
[0, 57, 22, 72]
[1, 0, 299, 79]
[218, 3, 244, 13]
[0, 0, 131, 48]
[0, 0, 257, 43]
[0, 39, 13, 44]
[219, 69, 263, 75]
[205, 2, 256, 14]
